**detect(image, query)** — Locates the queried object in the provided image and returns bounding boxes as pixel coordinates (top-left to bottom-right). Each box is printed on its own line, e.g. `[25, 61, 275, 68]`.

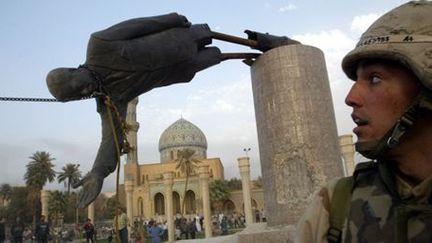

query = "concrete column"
[41, 190, 49, 218]
[163, 172, 175, 243]
[339, 134, 356, 176]
[88, 202, 95, 223]
[238, 157, 253, 226]
[125, 179, 134, 237]
[251, 45, 344, 226]
[199, 165, 212, 238]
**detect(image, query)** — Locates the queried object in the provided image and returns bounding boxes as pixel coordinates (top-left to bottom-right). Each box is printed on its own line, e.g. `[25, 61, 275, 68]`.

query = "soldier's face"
[345, 60, 419, 143]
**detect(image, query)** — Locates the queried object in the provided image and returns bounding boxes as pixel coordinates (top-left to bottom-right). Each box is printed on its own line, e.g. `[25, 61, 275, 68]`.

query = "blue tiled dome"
[158, 118, 207, 162]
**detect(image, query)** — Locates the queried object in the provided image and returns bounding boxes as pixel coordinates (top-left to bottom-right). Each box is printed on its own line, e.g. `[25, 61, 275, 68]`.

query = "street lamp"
[243, 148, 251, 157]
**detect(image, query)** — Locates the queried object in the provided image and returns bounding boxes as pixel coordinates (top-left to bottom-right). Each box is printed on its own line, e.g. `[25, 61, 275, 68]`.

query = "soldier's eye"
[370, 75, 382, 84]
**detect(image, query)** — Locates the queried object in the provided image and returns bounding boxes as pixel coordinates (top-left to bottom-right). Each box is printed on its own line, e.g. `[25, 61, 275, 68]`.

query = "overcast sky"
[0, 0, 408, 192]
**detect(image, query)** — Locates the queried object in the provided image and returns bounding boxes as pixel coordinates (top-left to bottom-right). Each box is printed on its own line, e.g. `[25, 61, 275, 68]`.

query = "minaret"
[124, 97, 140, 183]
[124, 97, 139, 226]
[126, 97, 139, 165]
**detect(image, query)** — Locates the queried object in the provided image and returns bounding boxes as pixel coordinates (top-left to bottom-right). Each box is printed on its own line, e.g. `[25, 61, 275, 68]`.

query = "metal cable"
[0, 96, 94, 102]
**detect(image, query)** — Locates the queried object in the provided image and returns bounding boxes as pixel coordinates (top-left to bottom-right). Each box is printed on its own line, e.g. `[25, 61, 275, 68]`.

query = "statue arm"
[91, 12, 191, 41]
[73, 97, 128, 208]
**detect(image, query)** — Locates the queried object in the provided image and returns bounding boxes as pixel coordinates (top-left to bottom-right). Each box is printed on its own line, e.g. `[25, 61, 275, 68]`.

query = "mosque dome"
[158, 118, 207, 163]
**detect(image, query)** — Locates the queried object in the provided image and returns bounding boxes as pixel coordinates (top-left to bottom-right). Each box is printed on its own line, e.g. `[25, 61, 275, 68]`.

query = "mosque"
[120, 98, 265, 221]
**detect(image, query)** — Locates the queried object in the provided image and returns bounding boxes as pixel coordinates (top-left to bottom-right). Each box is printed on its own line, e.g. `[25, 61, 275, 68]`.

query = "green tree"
[226, 178, 243, 191]
[253, 176, 263, 188]
[209, 179, 230, 214]
[175, 148, 200, 215]
[0, 183, 12, 207]
[24, 151, 56, 224]
[48, 191, 68, 227]
[24, 151, 56, 189]
[6, 186, 33, 224]
[57, 163, 81, 195]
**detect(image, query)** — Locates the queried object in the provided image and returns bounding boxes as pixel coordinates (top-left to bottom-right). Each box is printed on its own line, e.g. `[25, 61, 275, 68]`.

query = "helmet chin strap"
[355, 89, 432, 160]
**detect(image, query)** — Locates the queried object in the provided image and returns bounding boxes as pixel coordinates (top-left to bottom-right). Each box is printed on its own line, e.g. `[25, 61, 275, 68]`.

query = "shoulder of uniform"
[354, 161, 377, 175]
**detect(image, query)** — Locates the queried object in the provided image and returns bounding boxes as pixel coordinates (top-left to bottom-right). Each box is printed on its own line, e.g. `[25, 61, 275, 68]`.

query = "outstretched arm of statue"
[91, 12, 191, 41]
[72, 97, 128, 208]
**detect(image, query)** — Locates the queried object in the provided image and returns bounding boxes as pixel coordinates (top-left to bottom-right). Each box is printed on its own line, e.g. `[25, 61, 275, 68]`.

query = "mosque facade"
[121, 98, 265, 221]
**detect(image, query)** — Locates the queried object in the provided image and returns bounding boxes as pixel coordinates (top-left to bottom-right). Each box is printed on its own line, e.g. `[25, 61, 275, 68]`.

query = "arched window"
[154, 193, 165, 215]
[223, 200, 236, 214]
[185, 190, 196, 214]
[173, 191, 181, 214]
[138, 197, 144, 216]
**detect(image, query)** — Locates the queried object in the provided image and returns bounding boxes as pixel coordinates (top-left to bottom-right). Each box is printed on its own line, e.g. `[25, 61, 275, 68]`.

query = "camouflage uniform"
[295, 162, 432, 243]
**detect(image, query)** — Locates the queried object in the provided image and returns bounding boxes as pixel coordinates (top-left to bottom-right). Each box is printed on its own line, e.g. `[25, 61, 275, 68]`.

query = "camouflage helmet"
[342, 1, 432, 90]
[342, 1, 432, 159]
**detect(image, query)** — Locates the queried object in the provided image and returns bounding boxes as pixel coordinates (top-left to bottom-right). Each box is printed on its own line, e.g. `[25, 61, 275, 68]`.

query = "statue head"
[46, 67, 98, 101]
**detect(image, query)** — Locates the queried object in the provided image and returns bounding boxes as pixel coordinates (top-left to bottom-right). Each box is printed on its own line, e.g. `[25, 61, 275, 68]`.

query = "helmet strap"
[355, 89, 432, 160]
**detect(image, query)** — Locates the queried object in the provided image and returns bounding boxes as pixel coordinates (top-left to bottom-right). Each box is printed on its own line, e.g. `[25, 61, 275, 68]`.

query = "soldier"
[295, 1, 432, 243]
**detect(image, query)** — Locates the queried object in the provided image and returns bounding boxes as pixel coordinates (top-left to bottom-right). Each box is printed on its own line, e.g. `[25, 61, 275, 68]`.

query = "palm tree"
[209, 179, 230, 214]
[175, 148, 201, 215]
[48, 190, 68, 227]
[24, 151, 56, 224]
[0, 183, 12, 207]
[57, 163, 81, 195]
[24, 151, 56, 189]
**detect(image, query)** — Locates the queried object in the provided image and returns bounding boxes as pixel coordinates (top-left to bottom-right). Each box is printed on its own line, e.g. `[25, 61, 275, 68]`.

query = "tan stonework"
[41, 190, 49, 218]
[199, 165, 212, 238]
[339, 134, 356, 176]
[88, 202, 95, 222]
[238, 157, 253, 225]
[163, 172, 175, 242]
[250, 45, 344, 226]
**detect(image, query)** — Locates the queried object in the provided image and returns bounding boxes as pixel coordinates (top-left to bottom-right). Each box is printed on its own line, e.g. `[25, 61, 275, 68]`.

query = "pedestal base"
[237, 223, 295, 243]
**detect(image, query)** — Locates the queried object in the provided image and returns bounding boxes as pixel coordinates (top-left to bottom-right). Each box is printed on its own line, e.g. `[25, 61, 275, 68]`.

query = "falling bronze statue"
[46, 12, 300, 208]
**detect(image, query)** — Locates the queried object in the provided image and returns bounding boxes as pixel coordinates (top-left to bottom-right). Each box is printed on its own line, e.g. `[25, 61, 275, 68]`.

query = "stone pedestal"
[41, 190, 49, 218]
[251, 45, 344, 226]
[199, 165, 212, 238]
[339, 134, 355, 176]
[237, 223, 295, 243]
[163, 172, 175, 243]
[238, 157, 253, 226]
[88, 202, 95, 223]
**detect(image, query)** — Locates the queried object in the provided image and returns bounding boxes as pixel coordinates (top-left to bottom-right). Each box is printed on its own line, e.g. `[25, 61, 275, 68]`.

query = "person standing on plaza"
[295, 1, 432, 242]
[35, 215, 50, 243]
[0, 217, 5, 243]
[113, 207, 128, 243]
[10, 217, 25, 243]
[83, 218, 95, 243]
[147, 220, 163, 243]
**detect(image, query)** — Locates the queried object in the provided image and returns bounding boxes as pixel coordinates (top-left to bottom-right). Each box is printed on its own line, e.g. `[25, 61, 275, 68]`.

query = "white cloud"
[350, 13, 381, 34]
[293, 29, 356, 83]
[279, 4, 297, 12]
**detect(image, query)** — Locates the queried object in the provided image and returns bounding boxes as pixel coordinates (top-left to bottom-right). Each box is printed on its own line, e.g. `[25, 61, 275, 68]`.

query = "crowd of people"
[0, 210, 254, 243]
[0, 216, 53, 243]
